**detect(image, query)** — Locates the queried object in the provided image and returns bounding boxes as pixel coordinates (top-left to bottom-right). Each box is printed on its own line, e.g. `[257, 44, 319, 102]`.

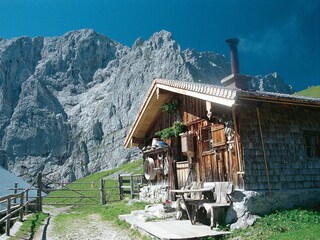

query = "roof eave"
[124, 79, 237, 148]
[158, 83, 236, 107]
[238, 91, 320, 107]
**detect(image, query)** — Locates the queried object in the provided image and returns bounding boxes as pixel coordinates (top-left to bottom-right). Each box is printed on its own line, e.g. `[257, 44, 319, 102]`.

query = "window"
[304, 132, 320, 158]
[201, 126, 213, 152]
[201, 124, 226, 153]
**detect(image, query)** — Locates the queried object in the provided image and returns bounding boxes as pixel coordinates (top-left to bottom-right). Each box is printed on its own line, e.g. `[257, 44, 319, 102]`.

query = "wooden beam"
[132, 137, 145, 145]
[256, 107, 272, 195]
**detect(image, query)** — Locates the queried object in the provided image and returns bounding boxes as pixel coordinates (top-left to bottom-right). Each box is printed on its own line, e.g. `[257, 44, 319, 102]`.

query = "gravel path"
[34, 206, 136, 240]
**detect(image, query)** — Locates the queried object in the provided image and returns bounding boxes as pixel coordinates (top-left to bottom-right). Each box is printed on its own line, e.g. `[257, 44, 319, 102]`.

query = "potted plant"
[155, 121, 187, 140]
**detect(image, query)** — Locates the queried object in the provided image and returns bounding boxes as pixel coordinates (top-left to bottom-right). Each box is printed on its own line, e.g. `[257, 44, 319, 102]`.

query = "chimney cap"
[225, 37, 239, 45]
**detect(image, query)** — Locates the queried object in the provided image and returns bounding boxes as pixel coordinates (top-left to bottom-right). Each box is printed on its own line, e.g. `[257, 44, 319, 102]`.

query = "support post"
[118, 174, 123, 200]
[256, 107, 272, 195]
[6, 198, 11, 236]
[232, 106, 243, 173]
[19, 193, 24, 221]
[37, 173, 43, 212]
[100, 178, 106, 205]
[130, 174, 134, 199]
[25, 189, 29, 214]
[13, 182, 18, 204]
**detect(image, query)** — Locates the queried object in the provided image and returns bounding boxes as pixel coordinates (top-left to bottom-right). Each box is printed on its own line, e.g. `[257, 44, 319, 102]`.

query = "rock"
[230, 212, 260, 230]
[139, 185, 169, 203]
[226, 188, 320, 229]
[249, 72, 294, 93]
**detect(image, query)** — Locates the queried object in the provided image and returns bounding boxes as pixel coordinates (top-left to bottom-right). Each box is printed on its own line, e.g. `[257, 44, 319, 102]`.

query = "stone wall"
[139, 183, 169, 203]
[227, 188, 320, 230]
[239, 103, 320, 191]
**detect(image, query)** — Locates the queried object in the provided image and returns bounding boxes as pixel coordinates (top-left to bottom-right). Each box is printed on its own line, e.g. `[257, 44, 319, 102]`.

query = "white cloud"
[239, 1, 316, 61]
[240, 16, 302, 60]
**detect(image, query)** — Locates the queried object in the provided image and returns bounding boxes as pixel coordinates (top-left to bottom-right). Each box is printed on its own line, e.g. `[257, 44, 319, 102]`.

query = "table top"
[170, 188, 213, 194]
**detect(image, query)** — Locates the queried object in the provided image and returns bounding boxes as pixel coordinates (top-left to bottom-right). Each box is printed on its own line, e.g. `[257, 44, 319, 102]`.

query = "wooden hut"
[124, 77, 320, 196]
[124, 39, 320, 226]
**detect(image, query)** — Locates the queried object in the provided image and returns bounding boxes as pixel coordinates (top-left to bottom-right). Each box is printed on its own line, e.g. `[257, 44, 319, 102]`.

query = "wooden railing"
[1, 173, 139, 235]
[0, 180, 38, 236]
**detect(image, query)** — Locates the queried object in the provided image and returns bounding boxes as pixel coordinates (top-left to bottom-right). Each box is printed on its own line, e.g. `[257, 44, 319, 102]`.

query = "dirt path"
[34, 206, 136, 240]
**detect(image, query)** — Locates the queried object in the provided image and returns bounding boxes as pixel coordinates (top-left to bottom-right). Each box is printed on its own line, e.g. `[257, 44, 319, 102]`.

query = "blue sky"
[0, 0, 319, 91]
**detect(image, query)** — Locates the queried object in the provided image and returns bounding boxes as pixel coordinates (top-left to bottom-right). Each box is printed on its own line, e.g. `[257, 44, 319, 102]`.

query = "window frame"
[304, 131, 320, 158]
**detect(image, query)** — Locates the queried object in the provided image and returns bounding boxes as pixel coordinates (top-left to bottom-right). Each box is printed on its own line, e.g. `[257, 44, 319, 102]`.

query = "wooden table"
[170, 188, 213, 224]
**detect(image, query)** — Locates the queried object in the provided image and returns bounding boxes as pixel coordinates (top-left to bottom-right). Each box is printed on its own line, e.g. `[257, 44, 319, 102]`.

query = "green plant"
[8, 212, 48, 240]
[155, 127, 175, 140]
[161, 102, 178, 114]
[227, 208, 320, 240]
[155, 121, 187, 140]
[173, 121, 187, 136]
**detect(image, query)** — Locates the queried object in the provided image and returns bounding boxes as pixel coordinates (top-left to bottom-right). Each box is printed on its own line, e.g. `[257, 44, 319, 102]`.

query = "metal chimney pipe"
[225, 38, 240, 74]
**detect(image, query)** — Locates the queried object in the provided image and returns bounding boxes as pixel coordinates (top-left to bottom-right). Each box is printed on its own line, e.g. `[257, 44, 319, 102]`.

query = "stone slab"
[120, 214, 230, 240]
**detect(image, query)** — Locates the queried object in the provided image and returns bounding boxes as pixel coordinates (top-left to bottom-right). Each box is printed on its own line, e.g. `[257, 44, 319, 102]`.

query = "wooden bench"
[171, 181, 233, 229]
[202, 182, 233, 229]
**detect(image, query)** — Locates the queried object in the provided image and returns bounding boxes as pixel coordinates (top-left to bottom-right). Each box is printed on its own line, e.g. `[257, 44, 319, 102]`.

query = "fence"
[41, 174, 121, 206]
[118, 174, 143, 200]
[0, 179, 38, 236]
[1, 173, 142, 235]
[100, 177, 122, 204]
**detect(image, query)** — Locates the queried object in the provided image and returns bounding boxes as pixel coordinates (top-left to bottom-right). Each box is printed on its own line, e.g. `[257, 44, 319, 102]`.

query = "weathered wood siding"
[144, 94, 243, 189]
[176, 161, 189, 189]
[239, 102, 320, 190]
[179, 95, 242, 188]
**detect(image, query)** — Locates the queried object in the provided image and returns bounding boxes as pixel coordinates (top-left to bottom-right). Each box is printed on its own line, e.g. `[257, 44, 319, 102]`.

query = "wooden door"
[199, 123, 230, 182]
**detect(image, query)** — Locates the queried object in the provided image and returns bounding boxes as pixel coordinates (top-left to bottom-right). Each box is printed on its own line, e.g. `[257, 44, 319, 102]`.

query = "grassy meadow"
[5, 150, 320, 239]
[294, 85, 320, 98]
[41, 157, 320, 240]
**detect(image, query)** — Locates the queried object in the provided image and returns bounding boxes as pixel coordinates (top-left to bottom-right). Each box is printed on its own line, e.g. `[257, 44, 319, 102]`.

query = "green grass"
[43, 158, 144, 205]
[294, 85, 320, 98]
[42, 158, 148, 238]
[50, 200, 149, 239]
[8, 212, 48, 240]
[8, 157, 320, 240]
[227, 208, 320, 240]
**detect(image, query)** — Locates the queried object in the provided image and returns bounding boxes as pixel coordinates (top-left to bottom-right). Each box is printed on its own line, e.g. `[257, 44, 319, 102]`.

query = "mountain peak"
[61, 29, 102, 41]
[149, 30, 174, 44]
[152, 30, 172, 38]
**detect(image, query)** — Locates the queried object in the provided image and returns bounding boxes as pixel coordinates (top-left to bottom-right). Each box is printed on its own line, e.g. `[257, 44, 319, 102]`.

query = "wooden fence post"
[118, 174, 123, 200]
[25, 189, 29, 214]
[130, 174, 134, 199]
[6, 198, 11, 236]
[19, 193, 24, 221]
[37, 173, 43, 212]
[14, 182, 18, 204]
[100, 178, 106, 205]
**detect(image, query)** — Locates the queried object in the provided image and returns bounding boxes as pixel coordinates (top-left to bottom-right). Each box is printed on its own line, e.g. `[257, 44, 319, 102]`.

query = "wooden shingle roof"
[124, 78, 320, 148]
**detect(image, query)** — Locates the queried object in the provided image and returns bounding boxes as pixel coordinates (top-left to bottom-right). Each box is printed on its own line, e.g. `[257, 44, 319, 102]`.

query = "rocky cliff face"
[0, 29, 294, 183]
